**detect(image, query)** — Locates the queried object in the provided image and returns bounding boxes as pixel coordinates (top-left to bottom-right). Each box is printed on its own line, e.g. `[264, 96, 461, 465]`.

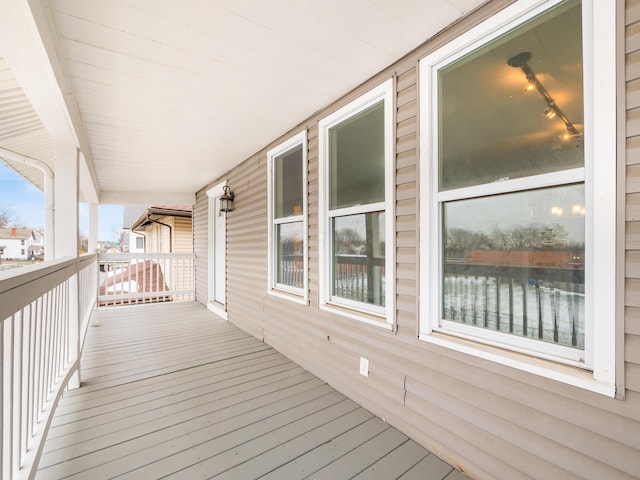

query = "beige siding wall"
[145, 225, 159, 253]
[627, 0, 640, 402]
[194, 191, 208, 303]
[193, 1, 639, 478]
[142, 216, 192, 253]
[172, 216, 193, 253]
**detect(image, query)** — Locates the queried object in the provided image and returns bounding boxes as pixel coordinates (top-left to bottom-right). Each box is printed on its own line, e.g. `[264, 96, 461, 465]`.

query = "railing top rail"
[0, 255, 99, 323]
[99, 252, 195, 260]
[0, 255, 76, 295]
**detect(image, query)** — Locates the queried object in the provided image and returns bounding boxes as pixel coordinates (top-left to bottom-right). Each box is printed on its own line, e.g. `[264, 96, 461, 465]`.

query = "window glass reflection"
[274, 145, 303, 219]
[329, 102, 385, 210]
[443, 184, 585, 349]
[332, 212, 385, 307]
[438, 0, 583, 191]
[277, 222, 303, 288]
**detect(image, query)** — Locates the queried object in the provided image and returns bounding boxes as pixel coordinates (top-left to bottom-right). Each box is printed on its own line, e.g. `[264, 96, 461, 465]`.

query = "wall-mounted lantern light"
[219, 185, 235, 213]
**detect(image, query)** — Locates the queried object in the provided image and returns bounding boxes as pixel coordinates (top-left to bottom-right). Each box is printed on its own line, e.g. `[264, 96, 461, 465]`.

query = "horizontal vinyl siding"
[194, 190, 208, 304]
[145, 225, 159, 253]
[192, 1, 640, 478]
[172, 216, 193, 254]
[226, 156, 268, 340]
[627, 0, 640, 405]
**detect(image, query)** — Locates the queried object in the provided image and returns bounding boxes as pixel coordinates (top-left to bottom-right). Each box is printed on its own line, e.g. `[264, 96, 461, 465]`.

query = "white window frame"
[318, 78, 395, 329]
[267, 131, 308, 305]
[418, 0, 617, 396]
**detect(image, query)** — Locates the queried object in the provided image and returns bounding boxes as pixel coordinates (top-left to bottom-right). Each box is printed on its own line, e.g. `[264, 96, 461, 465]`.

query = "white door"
[213, 199, 226, 304]
[207, 182, 228, 318]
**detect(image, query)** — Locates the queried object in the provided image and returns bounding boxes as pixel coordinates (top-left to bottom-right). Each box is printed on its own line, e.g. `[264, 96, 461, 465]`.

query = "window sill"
[419, 330, 615, 398]
[320, 303, 393, 331]
[267, 288, 308, 306]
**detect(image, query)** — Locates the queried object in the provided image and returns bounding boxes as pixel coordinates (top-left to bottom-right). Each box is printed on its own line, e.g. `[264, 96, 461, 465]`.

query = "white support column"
[54, 144, 79, 259]
[54, 144, 81, 388]
[44, 172, 55, 260]
[88, 203, 98, 253]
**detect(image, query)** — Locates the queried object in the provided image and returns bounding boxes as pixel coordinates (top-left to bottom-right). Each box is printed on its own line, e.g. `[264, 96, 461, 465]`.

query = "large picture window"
[319, 79, 395, 326]
[267, 131, 308, 303]
[419, 0, 617, 395]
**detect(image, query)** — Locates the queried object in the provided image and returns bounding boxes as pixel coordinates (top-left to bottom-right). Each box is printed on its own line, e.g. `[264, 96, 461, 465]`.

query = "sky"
[0, 162, 123, 241]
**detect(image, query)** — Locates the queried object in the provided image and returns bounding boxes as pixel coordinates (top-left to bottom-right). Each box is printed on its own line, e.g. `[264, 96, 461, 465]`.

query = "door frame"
[206, 180, 228, 319]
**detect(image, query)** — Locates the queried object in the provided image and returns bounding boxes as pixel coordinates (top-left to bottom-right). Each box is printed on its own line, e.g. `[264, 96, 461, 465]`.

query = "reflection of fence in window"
[443, 263, 584, 349]
[333, 254, 385, 307]
[279, 255, 304, 289]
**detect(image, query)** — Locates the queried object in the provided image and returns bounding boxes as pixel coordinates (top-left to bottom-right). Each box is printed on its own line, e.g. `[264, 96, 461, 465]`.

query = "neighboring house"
[0, 227, 36, 260]
[121, 205, 147, 253]
[30, 228, 44, 258]
[130, 205, 193, 254]
[191, 2, 638, 479]
[127, 205, 194, 302]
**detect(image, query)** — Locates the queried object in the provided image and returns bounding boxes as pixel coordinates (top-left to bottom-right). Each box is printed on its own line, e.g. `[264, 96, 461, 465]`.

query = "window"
[319, 79, 395, 327]
[419, 0, 617, 395]
[267, 131, 308, 303]
[21, 249, 25, 255]
[21, 239, 25, 245]
[136, 237, 144, 249]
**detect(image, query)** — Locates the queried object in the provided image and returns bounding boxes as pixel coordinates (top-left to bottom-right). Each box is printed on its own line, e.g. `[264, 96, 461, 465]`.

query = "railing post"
[67, 269, 80, 389]
[54, 144, 81, 390]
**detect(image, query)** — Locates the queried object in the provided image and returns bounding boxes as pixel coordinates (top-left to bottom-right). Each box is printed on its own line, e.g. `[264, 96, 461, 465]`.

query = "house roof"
[122, 205, 149, 230]
[0, 228, 33, 240]
[0, 1, 487, 205]
[130, 205, 193, 231]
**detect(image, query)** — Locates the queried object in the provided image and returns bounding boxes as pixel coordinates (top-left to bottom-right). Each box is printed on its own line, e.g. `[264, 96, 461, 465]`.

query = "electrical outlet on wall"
[359, 357, 369, 377]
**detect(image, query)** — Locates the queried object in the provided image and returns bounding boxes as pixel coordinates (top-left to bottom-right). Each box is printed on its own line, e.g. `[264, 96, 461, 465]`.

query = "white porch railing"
[0, 254, 97, 480]
[98, 253, 195, 306]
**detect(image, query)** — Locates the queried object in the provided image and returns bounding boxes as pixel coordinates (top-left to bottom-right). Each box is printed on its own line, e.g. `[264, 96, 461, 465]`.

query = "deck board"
[36, 302, 463, 479]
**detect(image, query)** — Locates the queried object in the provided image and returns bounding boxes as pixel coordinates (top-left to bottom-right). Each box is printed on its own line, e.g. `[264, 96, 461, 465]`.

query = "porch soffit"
[1, 0, 488, 202]
[0, 54, 50, 192]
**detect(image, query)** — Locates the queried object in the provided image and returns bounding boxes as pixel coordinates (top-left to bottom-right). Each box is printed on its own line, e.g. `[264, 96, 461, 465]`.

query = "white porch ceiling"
[0, 0, 488, 204]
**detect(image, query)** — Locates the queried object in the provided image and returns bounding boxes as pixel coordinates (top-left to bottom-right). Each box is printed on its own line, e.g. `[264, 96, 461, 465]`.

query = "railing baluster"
[521, 278, 528, 338]
[496, 276, 501, 331]
[552, 289, 559, 343]
[537, 283, 543, 340]
[20, 306, 29, 463]
[27, 301, 37, 453]
[483, 277, 489, 328]
[11, 313, 20, 474]
[508, 277, 514, 333]
[1, 310, 4, 480]
[571, 293, 577, 347]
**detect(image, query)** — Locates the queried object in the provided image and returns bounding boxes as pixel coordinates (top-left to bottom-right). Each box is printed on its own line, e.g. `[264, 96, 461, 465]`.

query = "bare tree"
[0, 208, 14, 229]
[447, 223, 572, 255]
[445, 228, 491, 257]
[490, 223, 569, 250]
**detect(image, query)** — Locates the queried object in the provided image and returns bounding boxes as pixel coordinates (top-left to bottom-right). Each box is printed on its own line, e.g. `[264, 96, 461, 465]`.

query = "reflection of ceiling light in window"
[508, 51, 580, 140]
[572, 204, 586, 215]
[551, 206, 563, 216]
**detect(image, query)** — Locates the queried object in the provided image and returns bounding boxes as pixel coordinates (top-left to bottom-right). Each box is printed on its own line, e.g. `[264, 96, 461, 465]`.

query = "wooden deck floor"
[36, 302, 465, 479]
